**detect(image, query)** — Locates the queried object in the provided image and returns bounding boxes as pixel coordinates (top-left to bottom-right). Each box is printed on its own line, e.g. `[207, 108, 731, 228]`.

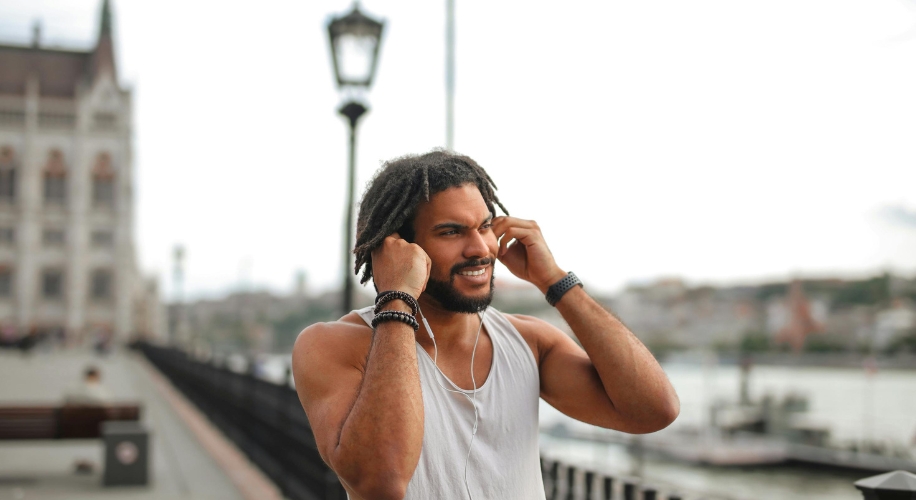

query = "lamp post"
[327, 4, 384, 316]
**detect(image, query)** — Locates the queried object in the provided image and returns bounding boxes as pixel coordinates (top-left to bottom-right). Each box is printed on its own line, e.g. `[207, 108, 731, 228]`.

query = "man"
[293, 151, 679, 500]
[65, 365, 112, 405]
[64, 366, 113, 473]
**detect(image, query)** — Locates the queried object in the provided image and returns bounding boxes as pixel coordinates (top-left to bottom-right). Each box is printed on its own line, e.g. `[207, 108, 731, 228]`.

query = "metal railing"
[135, 342, 911, 500]
[135, 342, 345, 500]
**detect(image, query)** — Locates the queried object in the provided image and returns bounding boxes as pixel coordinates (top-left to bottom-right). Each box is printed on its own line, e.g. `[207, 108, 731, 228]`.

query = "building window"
[92, 152, 115, 208]
[38, 113, 76, 129]
[91, 230, 114, 247]
[0, 227, 13, 244]
[91, 269, 112, 300]
[0, 267, 11, 297]
[42, 269, 63, 299]
[43, 150, 67, 206]
[0, 110, 26, 126]
[93, 112, 117, 130]
[44, 176, 66, 204]
[93, 178, 114, 206]
[0, 146, 16, 202]
[42, 229, 65, 246]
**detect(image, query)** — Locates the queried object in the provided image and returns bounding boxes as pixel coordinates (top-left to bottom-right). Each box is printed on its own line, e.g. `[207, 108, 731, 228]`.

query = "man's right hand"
[370, 232, 431, 299]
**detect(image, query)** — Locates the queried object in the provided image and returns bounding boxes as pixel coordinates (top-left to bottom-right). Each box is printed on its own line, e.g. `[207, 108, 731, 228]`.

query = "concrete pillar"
[16, 74, 40, 330]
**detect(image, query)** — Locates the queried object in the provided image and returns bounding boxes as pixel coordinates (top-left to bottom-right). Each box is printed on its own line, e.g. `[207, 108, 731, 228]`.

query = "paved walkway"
[0, 347, 282, 500]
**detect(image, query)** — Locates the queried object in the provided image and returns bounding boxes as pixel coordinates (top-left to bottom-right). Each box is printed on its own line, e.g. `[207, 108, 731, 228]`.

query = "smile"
[458, 269, 487, 277]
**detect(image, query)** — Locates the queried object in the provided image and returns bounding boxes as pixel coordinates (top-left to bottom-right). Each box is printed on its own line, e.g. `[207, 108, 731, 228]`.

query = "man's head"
[354, 150, 508, 312]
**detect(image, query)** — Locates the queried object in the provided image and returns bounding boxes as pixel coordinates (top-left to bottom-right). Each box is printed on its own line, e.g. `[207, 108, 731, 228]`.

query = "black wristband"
[371, 310, 420, 332]
[545, 272, 583, 306]
[375, 290, 419, 316]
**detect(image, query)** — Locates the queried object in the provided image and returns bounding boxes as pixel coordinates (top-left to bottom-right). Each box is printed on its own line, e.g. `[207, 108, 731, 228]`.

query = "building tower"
[0, 0, 159, 342]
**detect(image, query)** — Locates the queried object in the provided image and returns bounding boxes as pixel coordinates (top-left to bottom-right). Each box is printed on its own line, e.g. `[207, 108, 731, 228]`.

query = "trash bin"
[102, 421, 149, 486]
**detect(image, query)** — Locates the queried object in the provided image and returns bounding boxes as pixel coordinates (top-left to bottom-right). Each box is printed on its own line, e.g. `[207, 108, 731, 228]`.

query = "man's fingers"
[498, 227, 537, 256]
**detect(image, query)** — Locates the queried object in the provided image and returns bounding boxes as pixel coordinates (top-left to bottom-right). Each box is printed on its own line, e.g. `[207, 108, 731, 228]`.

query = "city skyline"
[3, 0, 915, 300]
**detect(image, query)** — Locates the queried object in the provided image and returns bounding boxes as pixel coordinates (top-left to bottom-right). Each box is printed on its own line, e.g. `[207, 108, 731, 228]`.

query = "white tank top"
[355, 306, 545, 500]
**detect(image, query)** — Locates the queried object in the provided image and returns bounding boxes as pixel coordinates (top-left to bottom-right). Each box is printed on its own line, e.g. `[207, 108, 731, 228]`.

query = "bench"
[0, 403, 141, 440]
[0, 403, 148, 486]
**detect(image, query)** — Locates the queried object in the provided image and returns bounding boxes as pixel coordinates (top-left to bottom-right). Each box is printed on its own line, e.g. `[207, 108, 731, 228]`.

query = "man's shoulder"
[293, 311, 373, 364]
[497, 310, 551, 335]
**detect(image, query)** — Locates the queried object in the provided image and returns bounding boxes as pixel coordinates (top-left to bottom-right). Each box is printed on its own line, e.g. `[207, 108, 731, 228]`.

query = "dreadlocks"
[353, 150, 509, 285]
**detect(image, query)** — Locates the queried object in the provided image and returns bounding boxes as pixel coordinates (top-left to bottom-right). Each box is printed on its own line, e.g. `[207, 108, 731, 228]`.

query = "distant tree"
[739, 330, 771, 353]
[884, 330, 916, 355]
[803, 332, 848, 353]
[755, 283, 788, 302]
[830, 274, 891, 310]
[272, 302, 338, 351]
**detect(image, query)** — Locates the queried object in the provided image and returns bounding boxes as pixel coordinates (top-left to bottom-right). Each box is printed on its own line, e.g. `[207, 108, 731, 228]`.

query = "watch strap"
[545, 272, 583, 306]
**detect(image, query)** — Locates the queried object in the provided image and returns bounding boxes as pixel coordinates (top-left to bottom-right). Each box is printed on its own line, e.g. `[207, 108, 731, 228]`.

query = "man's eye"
[481, 223, 493, 230]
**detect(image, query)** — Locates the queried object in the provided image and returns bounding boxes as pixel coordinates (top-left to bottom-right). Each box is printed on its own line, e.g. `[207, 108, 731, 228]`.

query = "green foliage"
[755, 283, 788, 302]
[830, 274, 890, 310]
[271, 302, 338, 351]
[884, 330, 916, 355]
[739, 330, 771, 353]
[756, 274, 894, 311]
[197, 314, 250, 352]
[803, 333, 848, 353]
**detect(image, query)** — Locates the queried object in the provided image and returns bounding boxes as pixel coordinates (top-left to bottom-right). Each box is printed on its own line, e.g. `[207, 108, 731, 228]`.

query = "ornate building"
[0, 0, 161, 342]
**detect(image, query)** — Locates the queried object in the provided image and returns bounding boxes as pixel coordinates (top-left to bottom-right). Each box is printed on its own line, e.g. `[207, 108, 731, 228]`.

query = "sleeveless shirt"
[355, 306, 545, 500]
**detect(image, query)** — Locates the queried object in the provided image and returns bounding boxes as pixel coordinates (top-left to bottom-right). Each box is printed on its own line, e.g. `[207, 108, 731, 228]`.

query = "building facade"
[0, 0, 160, 342]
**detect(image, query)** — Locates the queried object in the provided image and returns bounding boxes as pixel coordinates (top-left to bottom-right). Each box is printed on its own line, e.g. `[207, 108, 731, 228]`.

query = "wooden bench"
[0, 403, 148, 486]
[0, 404, 141, 440]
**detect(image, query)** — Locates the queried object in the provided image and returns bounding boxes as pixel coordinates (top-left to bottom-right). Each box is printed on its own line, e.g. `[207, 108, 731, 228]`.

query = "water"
[658, 361, 916, 445]
[539, 361, 916, 500]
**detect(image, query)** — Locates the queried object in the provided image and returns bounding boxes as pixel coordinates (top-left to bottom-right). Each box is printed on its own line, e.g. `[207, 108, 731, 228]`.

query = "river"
[539, 360, 916, 500]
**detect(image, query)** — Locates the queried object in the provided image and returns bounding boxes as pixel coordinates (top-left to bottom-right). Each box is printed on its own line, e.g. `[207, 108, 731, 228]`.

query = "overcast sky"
[4, 0, 916, 300]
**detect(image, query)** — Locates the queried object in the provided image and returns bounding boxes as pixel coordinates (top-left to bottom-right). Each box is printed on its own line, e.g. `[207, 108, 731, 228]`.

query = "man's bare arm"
[292, 233, 431, 499]
[293, 314, 422, 499]
[529, 286, 680, 433]
[492, 215, 679, 433]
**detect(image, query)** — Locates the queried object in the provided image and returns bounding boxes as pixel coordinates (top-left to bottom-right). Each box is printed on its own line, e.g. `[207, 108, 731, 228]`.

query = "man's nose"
[464, 230, 491, 259]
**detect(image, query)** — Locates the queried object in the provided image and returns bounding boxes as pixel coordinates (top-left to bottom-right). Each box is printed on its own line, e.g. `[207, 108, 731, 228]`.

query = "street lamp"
[327, 3, 384, 315]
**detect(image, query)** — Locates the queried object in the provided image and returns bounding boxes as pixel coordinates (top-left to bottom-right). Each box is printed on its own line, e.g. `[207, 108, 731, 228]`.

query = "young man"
[293, 151, 679, 500]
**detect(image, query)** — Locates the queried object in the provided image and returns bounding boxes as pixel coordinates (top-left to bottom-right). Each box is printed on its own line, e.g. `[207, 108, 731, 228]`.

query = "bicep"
[292, 325, 365, 464]
[510, 316, 624, 430]
[539, 331, 624, 428]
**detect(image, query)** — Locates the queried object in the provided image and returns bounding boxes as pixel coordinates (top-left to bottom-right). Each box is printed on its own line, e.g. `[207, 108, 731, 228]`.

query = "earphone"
[418, 306, 487, 500]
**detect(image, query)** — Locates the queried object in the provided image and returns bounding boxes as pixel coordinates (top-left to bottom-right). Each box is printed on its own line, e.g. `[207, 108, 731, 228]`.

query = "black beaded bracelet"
[375, 290, 419, 316]
[371, 310, 420, 332]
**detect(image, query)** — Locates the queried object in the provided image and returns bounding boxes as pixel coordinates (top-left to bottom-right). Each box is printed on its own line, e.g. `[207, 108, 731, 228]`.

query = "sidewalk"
[0, 347, 280, 500]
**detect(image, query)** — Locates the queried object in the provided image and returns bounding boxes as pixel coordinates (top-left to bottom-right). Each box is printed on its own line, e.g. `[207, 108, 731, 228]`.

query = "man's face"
[411, 183, 498, 313]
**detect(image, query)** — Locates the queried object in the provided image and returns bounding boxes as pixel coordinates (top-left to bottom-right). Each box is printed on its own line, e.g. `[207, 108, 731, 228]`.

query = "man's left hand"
[492, 216, 567, 293]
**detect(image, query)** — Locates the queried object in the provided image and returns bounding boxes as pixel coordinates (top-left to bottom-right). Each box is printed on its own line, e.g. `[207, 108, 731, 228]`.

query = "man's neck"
[415, 296, 483, 348]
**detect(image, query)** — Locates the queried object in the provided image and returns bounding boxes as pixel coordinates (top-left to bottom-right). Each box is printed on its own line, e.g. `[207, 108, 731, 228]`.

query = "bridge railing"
[135, 342, 346, 500]
[135, 342, 910, 500]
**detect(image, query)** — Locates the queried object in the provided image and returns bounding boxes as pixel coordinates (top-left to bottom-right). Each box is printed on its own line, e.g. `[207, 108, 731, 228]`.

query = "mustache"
[450, 258, 493, 275]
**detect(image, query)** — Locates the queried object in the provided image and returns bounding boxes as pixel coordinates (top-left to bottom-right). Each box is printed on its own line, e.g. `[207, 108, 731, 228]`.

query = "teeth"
[459, 269, 486, 276]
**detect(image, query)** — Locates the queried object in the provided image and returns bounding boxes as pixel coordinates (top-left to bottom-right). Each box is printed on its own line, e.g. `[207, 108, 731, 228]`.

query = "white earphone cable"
[419, 307, 487, 500]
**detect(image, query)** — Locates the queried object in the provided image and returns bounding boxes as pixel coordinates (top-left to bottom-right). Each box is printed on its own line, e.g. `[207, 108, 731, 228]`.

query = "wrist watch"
[545, 272, 583, 306]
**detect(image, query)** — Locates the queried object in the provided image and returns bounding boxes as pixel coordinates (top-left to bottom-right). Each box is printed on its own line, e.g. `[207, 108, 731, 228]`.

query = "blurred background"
[1, 0, 915, 499]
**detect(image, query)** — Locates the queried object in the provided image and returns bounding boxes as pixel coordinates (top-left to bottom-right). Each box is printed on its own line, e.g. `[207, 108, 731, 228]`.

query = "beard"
[424, 260, 495, 313]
